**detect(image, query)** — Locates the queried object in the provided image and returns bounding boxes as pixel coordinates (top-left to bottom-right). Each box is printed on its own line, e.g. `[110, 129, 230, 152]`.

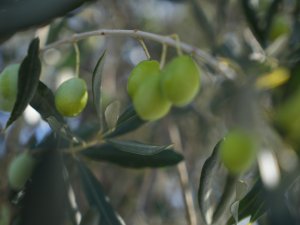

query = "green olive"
[8, 152, 36, 190]
[160, 55, 200, 107]
[220, 130, 257, 175]
[269, 15, 291, 41]
[55, 77, 88, 117]
[127, 60, 160, 98]
[133, 73, 171, 121]
[0, 64, 20, 112]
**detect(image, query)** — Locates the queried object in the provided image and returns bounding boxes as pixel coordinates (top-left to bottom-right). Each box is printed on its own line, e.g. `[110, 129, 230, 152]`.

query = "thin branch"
[41, 29, 221, 71]
[168, 122, 198, 225]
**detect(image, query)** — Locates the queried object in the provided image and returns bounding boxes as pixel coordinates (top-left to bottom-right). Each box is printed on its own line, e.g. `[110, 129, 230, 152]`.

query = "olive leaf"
[81, 140, 183, 168]
[105, 104, 145, 138]
[198, 140, 237, 225]
[30, 81, 81, 143]
[226, 179, 266, 225]
[6, 38, 41, 128]
[92, 50, 106, 129]
[78, 161, 125, 225]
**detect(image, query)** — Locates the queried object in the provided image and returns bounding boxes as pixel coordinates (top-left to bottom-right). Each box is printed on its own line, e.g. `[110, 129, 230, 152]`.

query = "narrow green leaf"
[78, 161, 125, 225]
[229, 181, 248, 224]
[106, 139, 168, 155]
[6, 38, 41, 128]
[92, 50, 106, 128]
[30, 81, 81, 143]
[198, 140, 221, 224]
[212, 175, 237, 222]
[105, 105, 145, 138]
[227, 179, 266, 225]
[81, 142, 183, 168]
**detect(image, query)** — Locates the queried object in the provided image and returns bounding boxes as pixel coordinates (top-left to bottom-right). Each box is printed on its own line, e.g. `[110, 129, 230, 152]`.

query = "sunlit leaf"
[78, 161, 125, 225]
[81, 141, 183, 168]
[6, 38, 41, 128]
[227, 179, 266, 225]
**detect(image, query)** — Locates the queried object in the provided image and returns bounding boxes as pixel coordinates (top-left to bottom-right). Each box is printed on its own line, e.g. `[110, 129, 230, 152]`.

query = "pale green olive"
[8, 152, 36, 190]
[133, 73, 171, 121]
[127, 60, 160, 98]
[55, 77, 88, 117]
[220, 130, 257, 175]
[160, 55, 200, 107]
[0, 64, 20, 112]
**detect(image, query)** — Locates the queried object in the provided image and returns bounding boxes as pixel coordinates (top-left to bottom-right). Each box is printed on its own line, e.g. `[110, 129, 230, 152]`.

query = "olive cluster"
[127, 55, 201, 121]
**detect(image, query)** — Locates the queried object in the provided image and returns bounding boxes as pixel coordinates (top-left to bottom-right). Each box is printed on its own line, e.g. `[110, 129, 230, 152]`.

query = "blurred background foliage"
[0, 0, 300, 225]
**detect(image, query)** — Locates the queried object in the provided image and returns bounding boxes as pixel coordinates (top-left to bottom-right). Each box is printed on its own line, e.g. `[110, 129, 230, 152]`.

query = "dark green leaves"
[81, 139, 183, 168]
[6, 38, 41, 128]
[78, 161, 125, 225]
[92, 50, 106, 128]
[30, 81, 81, 143]
[105, 105, 145, 138]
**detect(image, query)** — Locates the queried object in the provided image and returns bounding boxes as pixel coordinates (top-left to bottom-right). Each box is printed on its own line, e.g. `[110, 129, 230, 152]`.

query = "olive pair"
[127, 55, 201, 121]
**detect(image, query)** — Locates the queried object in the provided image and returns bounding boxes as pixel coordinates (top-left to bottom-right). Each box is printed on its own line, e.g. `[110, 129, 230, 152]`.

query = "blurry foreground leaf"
[18, 149, 68, 225]
[6, 38, 41, 128]
[81, 140, 183, 168]
[78, 161, 125, 225]
[0, 0, 87, 39]
[256, 67, 290, 90]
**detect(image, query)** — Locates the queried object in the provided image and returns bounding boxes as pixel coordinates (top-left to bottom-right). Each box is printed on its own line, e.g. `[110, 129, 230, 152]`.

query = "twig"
[41, 29, 221, 72]
[168, 122, 198, 225]
[73, 42, 80, 78]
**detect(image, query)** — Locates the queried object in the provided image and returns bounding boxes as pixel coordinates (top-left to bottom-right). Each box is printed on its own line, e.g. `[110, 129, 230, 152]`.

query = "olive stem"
[41, 29, 222, 73]
[73, 42, 80, 78]
[160, 43, 168, 69]
[170, 34, 183, 56]
[137, 38, 151, 60]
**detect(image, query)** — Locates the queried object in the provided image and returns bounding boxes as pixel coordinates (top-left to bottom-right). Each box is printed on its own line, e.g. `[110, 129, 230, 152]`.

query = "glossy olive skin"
[55, 77, 88, 117]
[8, 152, 36, 190]
[220, 130, 257, 175]
[160, 55, 200, 106]
[0, 64, 20, 112]
[133, 73, 171, 121]
[127, 60, 160, 98]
